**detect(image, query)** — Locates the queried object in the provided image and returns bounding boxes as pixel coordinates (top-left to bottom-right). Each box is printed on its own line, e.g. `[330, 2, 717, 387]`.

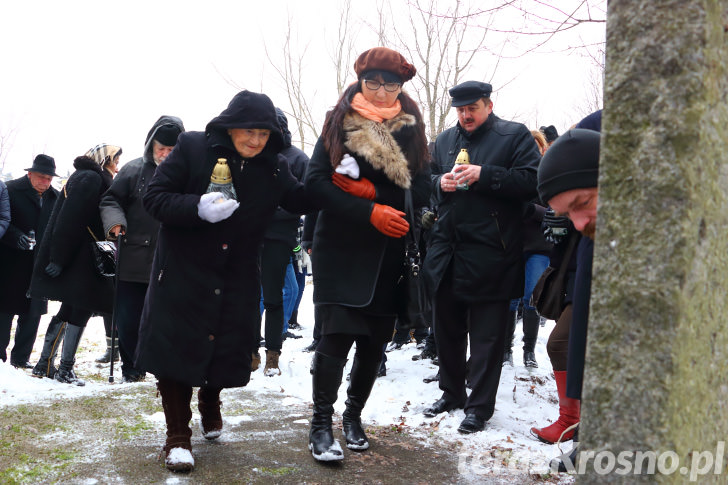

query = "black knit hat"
[537, 129, 601, 204]
[25, 154, 58, 177]
[153, 124, 183, 146]
[540, 125, 559, 143]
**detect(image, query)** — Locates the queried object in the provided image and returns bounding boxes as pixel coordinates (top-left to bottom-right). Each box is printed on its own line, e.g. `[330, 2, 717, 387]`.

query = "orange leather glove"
[370, 203, 409, 238]
[332, 173, 376, 200]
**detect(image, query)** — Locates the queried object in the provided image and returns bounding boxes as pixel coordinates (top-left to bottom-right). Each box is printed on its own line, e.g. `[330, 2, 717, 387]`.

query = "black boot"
[522, 308, 540, 368]
[32, 317, 66, 379]
[288, 310, 301, 330]
[309, 352, 347, 461]
[551, 424, 580, 473]
[343, 355, 381, 450]
[54, 324, 86, 386]
[95, 336, 120, 363]
[503, 310, 516, 366]
[198, 386, 223, 440]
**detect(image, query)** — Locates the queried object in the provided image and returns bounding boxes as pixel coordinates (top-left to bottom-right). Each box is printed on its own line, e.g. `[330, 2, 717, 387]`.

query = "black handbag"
[530, 231, 579, 320]
[398, 190, 431, 328]
[87, 227, 117, 278]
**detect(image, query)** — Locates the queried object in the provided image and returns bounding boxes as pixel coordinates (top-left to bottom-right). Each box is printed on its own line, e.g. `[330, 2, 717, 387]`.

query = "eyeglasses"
[363, 80, 402, 92]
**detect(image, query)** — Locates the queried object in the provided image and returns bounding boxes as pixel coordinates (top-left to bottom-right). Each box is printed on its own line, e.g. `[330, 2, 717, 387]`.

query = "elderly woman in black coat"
[135, 90, 310, 472]
[304, 47, 431, 461]
[30, 145, 121, 385]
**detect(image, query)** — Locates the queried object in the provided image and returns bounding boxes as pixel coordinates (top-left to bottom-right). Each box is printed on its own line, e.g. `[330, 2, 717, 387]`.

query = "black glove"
[542, 209, 571, 244]
[421, 210, 436, 230]
[17, 235, 32, 250]
[45, 262, 63, 278]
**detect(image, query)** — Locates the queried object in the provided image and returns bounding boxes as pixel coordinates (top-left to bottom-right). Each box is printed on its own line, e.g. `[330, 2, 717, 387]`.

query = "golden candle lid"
[455, 148, 470, 165]
[210, 158, 232, 184]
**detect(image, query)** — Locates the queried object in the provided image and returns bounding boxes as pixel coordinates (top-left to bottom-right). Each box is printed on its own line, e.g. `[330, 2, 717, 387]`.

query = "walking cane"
[108, 233, 123, 383]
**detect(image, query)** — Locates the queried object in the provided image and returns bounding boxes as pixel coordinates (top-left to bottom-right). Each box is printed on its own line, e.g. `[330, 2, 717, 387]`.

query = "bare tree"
[372, 0, 497, 139]
[0, 123, 19, 175]
[263, 17, 321, 151]
[328, 0, 358, 97]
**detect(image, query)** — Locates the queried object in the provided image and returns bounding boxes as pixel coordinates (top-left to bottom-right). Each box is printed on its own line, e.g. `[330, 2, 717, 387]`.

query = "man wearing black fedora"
[0, 154, 59, 368]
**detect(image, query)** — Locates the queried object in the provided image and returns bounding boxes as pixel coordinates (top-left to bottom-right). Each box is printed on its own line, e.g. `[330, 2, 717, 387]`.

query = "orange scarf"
[351, 93, 402, 123]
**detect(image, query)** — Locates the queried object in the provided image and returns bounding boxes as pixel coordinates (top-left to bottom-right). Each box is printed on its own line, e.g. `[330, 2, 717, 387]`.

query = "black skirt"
[318, 303, 396, 343]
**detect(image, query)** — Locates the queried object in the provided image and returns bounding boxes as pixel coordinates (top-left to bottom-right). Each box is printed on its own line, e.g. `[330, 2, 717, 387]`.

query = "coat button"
[222, 243, 228, 250]
[209, 334, 215, 341]
[214, 288, 221, 295]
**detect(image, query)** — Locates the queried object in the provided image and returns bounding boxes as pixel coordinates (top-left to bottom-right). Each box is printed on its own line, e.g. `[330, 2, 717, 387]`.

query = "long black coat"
[305, 111, 430, 316]
[0, 175, 58, 314]
[29, 157, 115, 314]
[135, 93, 310, 388]
[424, 114, 540, 302]
[100, 116, 185, 283]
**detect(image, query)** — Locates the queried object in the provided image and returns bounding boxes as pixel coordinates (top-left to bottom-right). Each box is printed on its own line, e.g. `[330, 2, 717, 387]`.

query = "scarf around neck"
[351, 92, 402, 123]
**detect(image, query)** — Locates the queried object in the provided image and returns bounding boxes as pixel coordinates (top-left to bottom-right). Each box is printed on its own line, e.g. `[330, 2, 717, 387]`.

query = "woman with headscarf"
[304, 47, 430, 461]
[30, 144, 121, 385]
[135, 90, 310, 472]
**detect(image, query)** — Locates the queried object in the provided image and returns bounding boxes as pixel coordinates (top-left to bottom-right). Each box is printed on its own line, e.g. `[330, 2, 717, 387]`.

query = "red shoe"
[531, 370, 580, 444]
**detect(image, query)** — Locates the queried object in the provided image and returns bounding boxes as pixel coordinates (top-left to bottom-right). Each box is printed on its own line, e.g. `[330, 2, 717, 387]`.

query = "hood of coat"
[142, 115, 186, 164]
[206, 90, 284, 157]
[276, 108, 293, 149]
[342, 111, 415, 189]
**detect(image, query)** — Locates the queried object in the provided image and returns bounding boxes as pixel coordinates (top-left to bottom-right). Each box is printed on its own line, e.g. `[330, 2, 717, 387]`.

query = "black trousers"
[260, 240, 293, 353]
[433, 280, 509, 421]
[0, 312, 41, 364]
[115, 280, 148, 377]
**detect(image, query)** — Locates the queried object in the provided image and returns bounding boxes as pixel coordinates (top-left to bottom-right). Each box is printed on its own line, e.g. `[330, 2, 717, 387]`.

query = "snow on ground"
[0, 279, 571, 477]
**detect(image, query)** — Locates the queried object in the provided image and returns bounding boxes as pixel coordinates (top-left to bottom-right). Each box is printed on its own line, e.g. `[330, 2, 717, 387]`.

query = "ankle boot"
[95, 336, 120, 363]
[522, 308, 540, 368]
[157, 379, 194, 472]
[198, 386, 223, 440]
[309, 351, 347, 461]
[32, 317, 66, 379]
[343, 354, 381, 450]
[54, 324, 86, 386]
[502, 310, 516, 366]
[531, 370, 580, 443]
[264, 349, 281, 376]
[551, 425, 580, 473]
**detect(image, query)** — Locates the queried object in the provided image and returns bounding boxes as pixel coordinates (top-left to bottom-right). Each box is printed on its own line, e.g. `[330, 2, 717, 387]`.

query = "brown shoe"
[198, 387, 223, 440]
[157, 379, 194, 472]
[264, 350, 281, 377]
[251, 351, 261, 372]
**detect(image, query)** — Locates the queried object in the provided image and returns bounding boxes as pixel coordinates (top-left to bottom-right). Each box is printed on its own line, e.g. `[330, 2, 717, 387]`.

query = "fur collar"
[342, 111, 415, 189]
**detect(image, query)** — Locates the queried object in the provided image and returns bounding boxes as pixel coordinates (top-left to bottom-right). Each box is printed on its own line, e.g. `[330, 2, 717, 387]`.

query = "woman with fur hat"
[135, 90, 311, 472]
[304, 47, 431, 461]
[29, 144, 122, 386]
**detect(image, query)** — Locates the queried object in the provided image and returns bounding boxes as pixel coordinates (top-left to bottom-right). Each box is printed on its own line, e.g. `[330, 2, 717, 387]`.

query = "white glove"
[335, 154, 360, 179]
[197, 192, 240, 223]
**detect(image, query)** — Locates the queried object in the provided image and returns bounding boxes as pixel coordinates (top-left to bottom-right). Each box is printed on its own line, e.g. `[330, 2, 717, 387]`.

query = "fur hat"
[540, 125, 559, 143]
[354, 47, 416, 82]
[25, 154, 58, 177]
[537, 129, 600, 204]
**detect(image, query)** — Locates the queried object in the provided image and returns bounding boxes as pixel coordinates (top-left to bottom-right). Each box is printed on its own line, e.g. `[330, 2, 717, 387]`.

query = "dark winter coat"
[305, 111, 431, 316]
[0, 175, 58, 314]
[424, 114, 540, 302]
[0, 180, 9, 238]
[263, 144, 309, 248]
[522, 200, 552, 255]
[135, 91, 312, 388]
[100, 116, 185, 283]
[567, 236, 593, 400]
[29, 157, 115, 314]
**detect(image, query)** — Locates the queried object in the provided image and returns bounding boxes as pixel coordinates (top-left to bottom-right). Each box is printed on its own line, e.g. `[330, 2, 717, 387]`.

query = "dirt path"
[0, 381, 563, 484]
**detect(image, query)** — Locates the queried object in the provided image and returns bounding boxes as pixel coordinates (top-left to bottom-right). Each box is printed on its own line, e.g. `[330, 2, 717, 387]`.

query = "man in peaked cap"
[99, 116, 185, 382]
[0, 154, 59, 367]
[422, 80, 541, 433]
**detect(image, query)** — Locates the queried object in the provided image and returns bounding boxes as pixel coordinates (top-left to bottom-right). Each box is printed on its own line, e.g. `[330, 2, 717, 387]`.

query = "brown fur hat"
[354, 47, 416, 82]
